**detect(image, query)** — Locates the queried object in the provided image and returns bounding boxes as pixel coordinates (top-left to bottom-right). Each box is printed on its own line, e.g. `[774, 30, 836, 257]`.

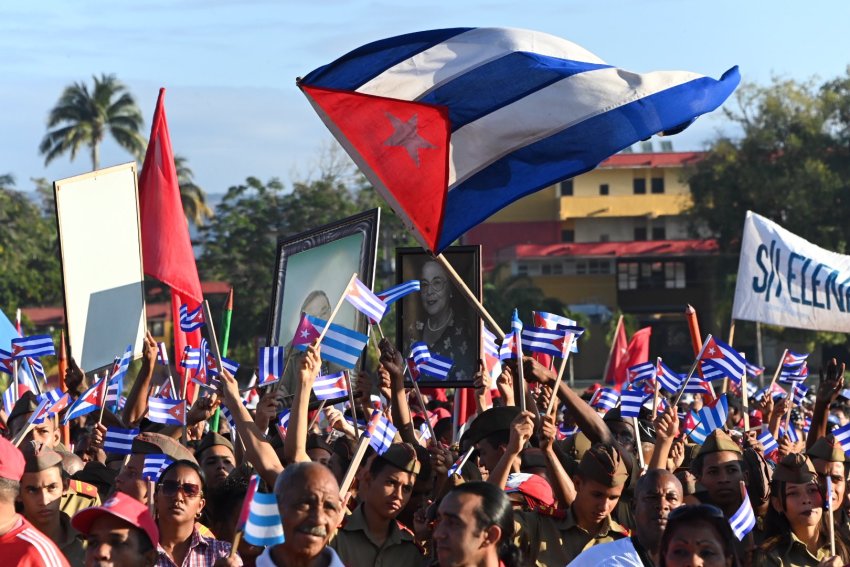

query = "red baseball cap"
[72, 491, 159, 548]
[0, 436, 25, 481]
[505, 473, 555, 511]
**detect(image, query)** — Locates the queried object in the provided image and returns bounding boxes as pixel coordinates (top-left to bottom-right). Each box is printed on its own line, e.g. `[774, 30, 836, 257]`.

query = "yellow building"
[463, 150, 720, 379]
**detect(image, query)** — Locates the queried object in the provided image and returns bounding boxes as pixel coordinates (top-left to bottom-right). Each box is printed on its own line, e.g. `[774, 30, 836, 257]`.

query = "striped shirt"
[0, 515, 70, 567]
[156, 525, 238, 567]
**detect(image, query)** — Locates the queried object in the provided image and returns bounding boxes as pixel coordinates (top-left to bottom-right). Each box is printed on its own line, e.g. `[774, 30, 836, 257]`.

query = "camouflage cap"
[132, 432, 196, 464]
[577, 443, 629, 487]
[807, 435, 848, 464]
[696, 429, 742, 458]
[774, 453, 817, 484]
[376, 443, 420, 476]
[21, 442, 63, 473]
[195, 432, 234, 457]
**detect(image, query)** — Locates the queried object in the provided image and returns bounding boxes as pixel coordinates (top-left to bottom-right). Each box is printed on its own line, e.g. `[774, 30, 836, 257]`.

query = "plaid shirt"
[156, 525, 239, 567]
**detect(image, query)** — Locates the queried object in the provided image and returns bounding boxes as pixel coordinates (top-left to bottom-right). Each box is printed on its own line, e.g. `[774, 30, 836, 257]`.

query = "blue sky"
[2, 1, 849, 194]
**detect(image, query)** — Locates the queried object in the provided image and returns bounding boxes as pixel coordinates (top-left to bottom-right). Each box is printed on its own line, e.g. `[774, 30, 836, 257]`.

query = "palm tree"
[174, 155, 213, 226]
[39, 73, 146, 171]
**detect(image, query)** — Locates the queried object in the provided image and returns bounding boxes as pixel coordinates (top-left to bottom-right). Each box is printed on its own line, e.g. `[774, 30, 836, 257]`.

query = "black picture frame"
[267, 208, 381, 397]
[396, 245, 482, 387]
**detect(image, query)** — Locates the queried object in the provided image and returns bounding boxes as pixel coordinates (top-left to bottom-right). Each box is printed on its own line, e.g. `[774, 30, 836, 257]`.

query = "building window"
[559, 179, 573, 196]
[633, 178, 646, 194]
[599, 183, 609, 195]
[651, 176, 665, 194]
[617, 260, 687, 290]
[618, 262, 638, 290]
[652, 227, 666, 240]
[634, 227, 647, 241]
[665, 262, 686, 289]
[516, 262, 529, 276]
[577, 260, 612, 275]
[148, 320, 165, 336]
[561, 229, 575, 242]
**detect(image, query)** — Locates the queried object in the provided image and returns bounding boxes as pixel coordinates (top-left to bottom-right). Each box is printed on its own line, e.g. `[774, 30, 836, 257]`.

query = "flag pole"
[344, 371, 360, 437]
[317, 273, 358, 344]
[58, 331, 70, 447]
[652, 358, 661, 419]
[339, 434, 371, 497]
[212, 288, 234, 433]
[545, 351, 571, 416]
[722, 319, 736, 394]
[96, 373, 108, 426]
[633, 416, 645, 471]
[741, 368, 750, 431]
[829, 481, 836, 556]
[433, 254, 505, 339]
[307, 400, 327, 431]
[601, 315, 623, 385]
[202, 300, 223, 376]
[672, 334, 712, 407]
[767, 349, 789, 393]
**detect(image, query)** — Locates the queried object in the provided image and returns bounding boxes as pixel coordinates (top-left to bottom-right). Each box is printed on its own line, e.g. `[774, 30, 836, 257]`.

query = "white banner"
[732, 211, 850, 332]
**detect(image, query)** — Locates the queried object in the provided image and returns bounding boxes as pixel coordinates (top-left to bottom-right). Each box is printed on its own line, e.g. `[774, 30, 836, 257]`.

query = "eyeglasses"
[420, 278, 447, 293]
[667, 503, 725, 522]
[159, 480, 202, 498]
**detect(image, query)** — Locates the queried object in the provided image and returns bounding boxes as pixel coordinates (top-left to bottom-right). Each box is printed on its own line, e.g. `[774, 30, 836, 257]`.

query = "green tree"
[174, 155, 213, 226]
[0, 175, 62, 309]
[39, 73, 146, 171]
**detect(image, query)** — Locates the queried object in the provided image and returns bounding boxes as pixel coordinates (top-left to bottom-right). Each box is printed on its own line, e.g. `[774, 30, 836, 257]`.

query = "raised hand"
[816, 358, 845, 406]
[538, 414, 557, 451]
[507, 411, 536, 454]
[297, 341, 322, 387]
[496, 365, 515, 406]
[65, 357, 86, 395]
[141, 331, 158, 367]
[654, 405, 680, 443]
[378, 339, 405, 382]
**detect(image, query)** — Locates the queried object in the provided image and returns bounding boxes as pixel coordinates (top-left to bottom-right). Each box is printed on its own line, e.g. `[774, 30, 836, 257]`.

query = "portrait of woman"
[397, 247, 481, 384]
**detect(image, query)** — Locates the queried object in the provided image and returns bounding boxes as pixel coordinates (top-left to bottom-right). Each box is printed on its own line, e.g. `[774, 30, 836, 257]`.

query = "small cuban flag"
[147, 397, 186, 426]
[11, 334, 55, 359]
[366, 410, 397, 455]
[63, 376, 107, 424]
[834, 422, 850, 454]
[757, 430, 778, 456]
[312, 372, 348, 401]
[619, 389, 646, 418]
[179, 303, 205, 332]
[344, 276, 388, 323]
[258, 347, 285, 386]
[447, 446, 475, 477]
[142, 454, 173, 481]
[376, 280, 420, 306]
[240, 475, 286, 546]
[103, 427, 140, 455]
[589, 388, 619, 412]
[276, 410, 290, 439]
[729, 487, 756, 540]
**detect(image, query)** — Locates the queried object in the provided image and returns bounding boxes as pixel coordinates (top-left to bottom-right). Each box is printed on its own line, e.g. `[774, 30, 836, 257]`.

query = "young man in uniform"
[194, 432, 235, 490]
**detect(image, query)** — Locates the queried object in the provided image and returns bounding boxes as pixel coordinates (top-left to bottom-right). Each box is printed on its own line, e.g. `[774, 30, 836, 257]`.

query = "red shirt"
[0, 514, 71, 567]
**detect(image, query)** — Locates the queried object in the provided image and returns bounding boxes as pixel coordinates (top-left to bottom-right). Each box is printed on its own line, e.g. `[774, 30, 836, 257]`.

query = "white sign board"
[732, 211, 850, 332]
[54, 163, 146, 371]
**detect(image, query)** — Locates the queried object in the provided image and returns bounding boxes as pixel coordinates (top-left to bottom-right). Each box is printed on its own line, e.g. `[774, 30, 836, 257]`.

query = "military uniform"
[61, 478, 101, 516]
[330, 443, 424, 567]
[807, 435, 850, 548]
[514, 505, 629, 566]
[331, 503, 424, 567]
[56, 511, 86, 566]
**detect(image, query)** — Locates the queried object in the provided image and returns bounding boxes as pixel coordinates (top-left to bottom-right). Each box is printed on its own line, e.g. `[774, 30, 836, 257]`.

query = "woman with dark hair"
[659, 504, 742, 567]
[759, 453, 848, 567]
[433, 481, 521, 567]
[154, 459, 239, 566]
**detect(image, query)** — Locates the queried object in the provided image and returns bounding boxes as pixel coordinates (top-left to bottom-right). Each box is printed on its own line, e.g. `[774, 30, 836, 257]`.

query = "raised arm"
[808, 359, 845, 450]
[122, 332, 157, 427]
[538, 413, 576, 507]
[219, 368, 284, 487]
[648, 405, 679, 471]
[283, 342, 321, 464]
[487, 411, 535, 489]
[379, 339, 417, 445]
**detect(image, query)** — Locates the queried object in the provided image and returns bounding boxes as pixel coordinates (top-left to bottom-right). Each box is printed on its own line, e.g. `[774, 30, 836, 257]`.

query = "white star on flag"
[383, 112, 436, 166]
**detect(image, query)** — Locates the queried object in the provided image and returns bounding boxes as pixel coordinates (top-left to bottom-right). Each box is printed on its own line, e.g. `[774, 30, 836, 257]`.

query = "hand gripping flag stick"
[345, 370, 360, 437]
[545, 347, 572, 416]
[404, 362, 437, 445]
[672, 334, 713, 407]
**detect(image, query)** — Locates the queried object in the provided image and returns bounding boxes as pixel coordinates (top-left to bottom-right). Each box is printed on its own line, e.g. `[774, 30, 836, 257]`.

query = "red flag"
[138, 89, 203, 403]
[624, 327, 652, 370]
[604, 320, 629, 389]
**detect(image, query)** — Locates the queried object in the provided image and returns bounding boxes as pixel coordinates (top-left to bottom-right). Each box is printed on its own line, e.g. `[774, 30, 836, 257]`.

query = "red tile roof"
[499, 239, 718, 259]
[598, 151, 705, 169]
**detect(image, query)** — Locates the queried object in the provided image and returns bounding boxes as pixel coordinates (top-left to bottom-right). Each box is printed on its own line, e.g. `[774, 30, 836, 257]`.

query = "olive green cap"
[807, 435, 847, 464]
[132, 432, 196, 464]
[577, 443, 629, 487]
[195, 432, 234, 457]
[696, 429, 742, 458]
[22, 442, 63, 473]
[774, 453, 817, 484]
[376, 442, 420, 476]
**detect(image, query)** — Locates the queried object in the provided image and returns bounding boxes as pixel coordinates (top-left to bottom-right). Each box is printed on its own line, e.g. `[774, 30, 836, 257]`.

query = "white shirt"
[566, 537, 644, 567]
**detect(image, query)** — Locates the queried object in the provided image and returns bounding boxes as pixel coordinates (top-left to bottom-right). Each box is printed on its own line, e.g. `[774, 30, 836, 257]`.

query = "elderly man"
[257, 462, 344, 567]
[72, 491, 160, 567]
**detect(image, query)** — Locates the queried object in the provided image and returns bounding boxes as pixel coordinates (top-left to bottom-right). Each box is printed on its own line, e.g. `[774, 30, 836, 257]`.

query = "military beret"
[807, 435, 847, 464]
[696, 429, 742, 458]
[22, 442, 63, 474]
[577, 443, 629, 487]
[132, 432, 197, 464]
[8, 391, 39, 424]
[460, 406, 520, 449]
[195, 432, 234, 457]
[306, 434, 333, 455]
[376, 443, 420, 476]
[774, 453, 817, 484]
[72, 462, 118, 500]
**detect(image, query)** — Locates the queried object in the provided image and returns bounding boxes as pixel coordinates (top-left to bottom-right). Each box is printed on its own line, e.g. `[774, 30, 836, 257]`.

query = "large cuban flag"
[299, 27, 739, 252]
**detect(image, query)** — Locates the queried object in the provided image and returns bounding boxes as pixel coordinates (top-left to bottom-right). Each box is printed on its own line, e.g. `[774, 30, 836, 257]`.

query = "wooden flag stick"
[96, 373, 109, 426]
[741, 369, 750, 431]
[318, 273, 358, 344]
[148, 480, 155, 518]
[12, 421, 37, 447]
[339, 434, 372, 497]
[767, 349, 789, 393]
[58, 331, 70, 447]
[652, 359, 661, 419]
[345, 371, 360, 437]
[12, 359, 18, 401]
[600, 315, 624, 384]
[412, 379, 437, 444]
[633, 417, 646, 471]
[829, 482, 836, 556]
[202, 300, 224, 373]
[229, 532, 243, 559]
[722, 320, 736, 394]
[308, 399, 327, 431]
[376, 323, 385, 340]
[672, 334, 713, 407]
[433, 254, 505, 340]
[545, 352, 570, 416]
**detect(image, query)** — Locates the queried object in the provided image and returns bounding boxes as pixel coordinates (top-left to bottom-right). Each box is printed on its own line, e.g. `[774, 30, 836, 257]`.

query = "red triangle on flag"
[702, 337, 721, 359]
[167, 401, 185, 423]
[300, 85, 451, 252]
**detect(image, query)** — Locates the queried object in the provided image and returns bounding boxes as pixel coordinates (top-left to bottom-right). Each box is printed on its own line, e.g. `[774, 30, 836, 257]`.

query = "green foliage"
[0, 176, 62, 310]
[175, 155, 213, 226]
[39, 73, 146, 170]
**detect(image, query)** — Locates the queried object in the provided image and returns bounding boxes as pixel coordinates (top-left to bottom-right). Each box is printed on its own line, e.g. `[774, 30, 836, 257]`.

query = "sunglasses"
[668, 503, 725, 521]
[159, 480, 202, 498]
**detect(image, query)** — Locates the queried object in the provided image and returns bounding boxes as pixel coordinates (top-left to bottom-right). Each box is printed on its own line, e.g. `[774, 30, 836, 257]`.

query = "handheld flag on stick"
[619, 389, 646, 418]
[104, 428, 140, 455]
[11, 335, 55, 359]
[299, 27, 739, 253]
[376, 280, 420, 305]
[147, 397, 186, 426]
[293, 315, 369, 369]
[63, 376, 107, 424]
[243, 487, 285, 547]
[179, 303, 205, 332]
[366, 410, 397, 455]
[258, 347, 285, 387]
[142, 454, 173, 481]
[729, 484, 756, 540]
[589, 388, 619, 412]
[312, 372, 348, 400]
[344, 276, 388, 323]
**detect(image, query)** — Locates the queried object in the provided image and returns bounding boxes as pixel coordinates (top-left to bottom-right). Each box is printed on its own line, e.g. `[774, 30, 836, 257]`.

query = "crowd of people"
[1, 329, 848, 567]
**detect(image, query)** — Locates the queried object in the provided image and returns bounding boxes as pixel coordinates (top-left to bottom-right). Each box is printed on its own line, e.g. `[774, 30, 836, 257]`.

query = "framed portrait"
[267, 208, 381, 397]
[396, 245, 482, 387]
